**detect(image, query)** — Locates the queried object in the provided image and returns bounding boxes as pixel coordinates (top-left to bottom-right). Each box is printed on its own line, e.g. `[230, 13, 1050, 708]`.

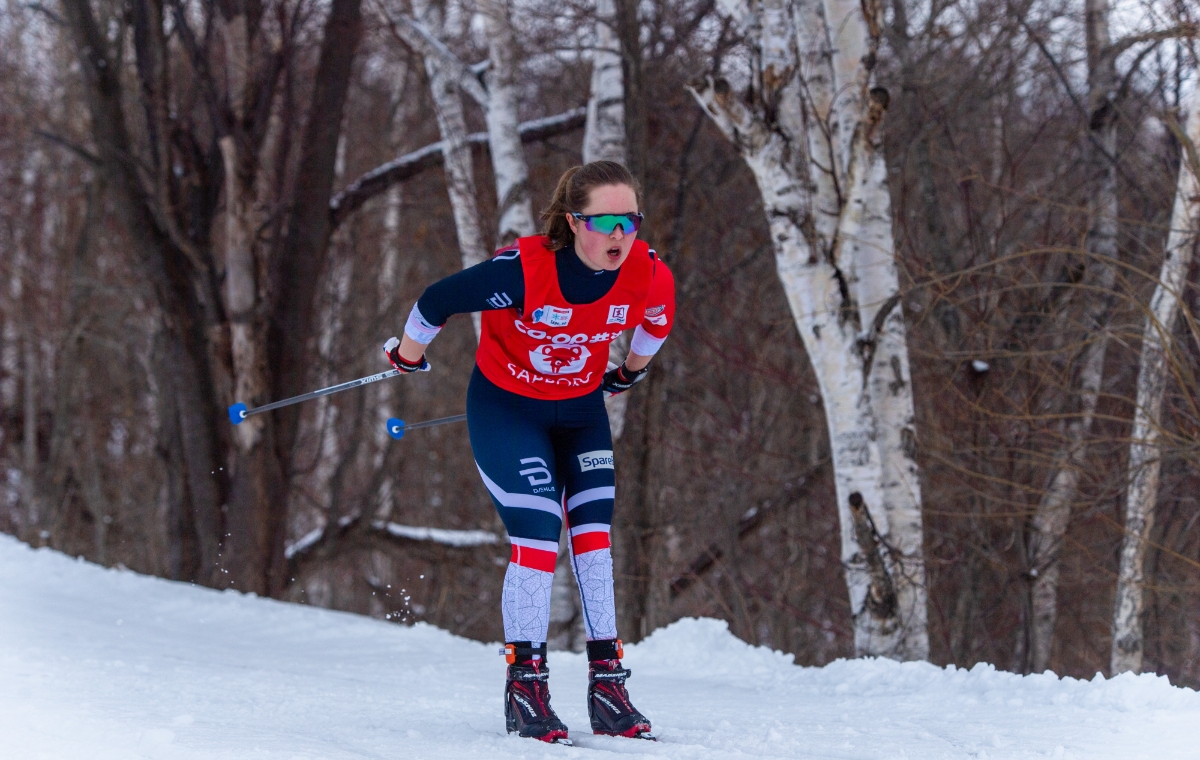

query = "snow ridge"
[1, 534, 1197, 759]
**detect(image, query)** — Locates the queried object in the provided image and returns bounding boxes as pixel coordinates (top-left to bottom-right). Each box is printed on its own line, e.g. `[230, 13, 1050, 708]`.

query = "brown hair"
[540, 161, 641, 250]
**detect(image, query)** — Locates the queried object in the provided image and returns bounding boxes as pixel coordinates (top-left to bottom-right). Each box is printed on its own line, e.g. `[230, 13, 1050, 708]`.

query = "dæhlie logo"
[529, 343, 591, 374]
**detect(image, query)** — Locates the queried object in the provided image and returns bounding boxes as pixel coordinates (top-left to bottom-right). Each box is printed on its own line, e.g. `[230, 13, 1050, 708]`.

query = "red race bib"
[476, 236, 655, 400]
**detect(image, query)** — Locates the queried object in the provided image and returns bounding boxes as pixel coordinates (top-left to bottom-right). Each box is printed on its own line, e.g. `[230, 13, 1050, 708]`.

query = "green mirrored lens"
[583, 214, 640, 234]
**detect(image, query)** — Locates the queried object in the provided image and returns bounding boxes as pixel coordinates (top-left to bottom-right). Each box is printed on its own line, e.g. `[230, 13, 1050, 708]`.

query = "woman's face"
[565, 183, 640, 272]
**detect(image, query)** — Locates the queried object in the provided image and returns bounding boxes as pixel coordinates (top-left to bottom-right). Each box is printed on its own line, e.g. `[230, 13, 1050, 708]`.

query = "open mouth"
[606, 246, 621, 259]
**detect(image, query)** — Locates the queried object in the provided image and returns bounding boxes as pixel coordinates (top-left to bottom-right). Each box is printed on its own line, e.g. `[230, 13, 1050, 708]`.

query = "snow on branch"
[284, 527, 325, 560]
[284, 514, 501, 569]
[329, 106, 586, 229]
[371, 521, 499, 547]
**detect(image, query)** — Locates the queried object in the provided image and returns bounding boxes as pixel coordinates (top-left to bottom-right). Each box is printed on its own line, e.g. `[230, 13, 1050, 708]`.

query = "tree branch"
[329, 106, 586, 228]
[285, 515, 503, 581]
[1109, 23, 1199, 59]
[22, 2, 64, 25]
[34, 130, 100, 165]
[374, 0, 489, 107]
[1019, 13, 1156, 201]
[686, 76, 768, 149]
[848, 492, 899, 619]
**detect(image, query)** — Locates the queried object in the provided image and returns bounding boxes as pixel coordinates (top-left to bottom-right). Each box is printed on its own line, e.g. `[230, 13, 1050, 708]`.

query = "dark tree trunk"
[614, 0, 647, 187]
[60, 0, 228, 583]
[228, 0, 365, 596]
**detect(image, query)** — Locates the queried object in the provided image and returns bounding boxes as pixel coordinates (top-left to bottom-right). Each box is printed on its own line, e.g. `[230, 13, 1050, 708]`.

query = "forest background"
[2, 0, 1199, 687]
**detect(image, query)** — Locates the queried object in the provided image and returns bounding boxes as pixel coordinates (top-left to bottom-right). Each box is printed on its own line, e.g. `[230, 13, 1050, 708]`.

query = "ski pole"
[228, 369, 407, 425]
[385, 413, 467, 439]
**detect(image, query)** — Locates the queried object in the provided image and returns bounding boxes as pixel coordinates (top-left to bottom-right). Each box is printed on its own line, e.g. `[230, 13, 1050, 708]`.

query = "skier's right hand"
[384, 336, 430, 373]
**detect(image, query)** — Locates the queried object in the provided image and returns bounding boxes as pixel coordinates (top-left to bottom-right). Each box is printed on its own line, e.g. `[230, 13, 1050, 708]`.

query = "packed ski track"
[2, 535, 1197, 760]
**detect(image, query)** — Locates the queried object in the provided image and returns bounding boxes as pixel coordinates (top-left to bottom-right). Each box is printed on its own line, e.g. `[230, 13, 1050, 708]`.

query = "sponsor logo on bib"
[577, 450, 615, 472]
[607, 304, 629, 325]
[645, 305, 666, 317]
[531, 305, 572, 327]
[529, 343, 591, 374]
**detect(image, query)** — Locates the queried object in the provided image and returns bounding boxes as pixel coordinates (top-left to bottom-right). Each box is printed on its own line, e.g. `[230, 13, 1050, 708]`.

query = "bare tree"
[384, 0, 538, 245]
[406, 0, 489, 284]
[584, 0, 626, 165]
[689, 0, 928, 659]
[1021, 0, 1195, 674]
[57, 0, 367, 593]
[1112, 87, 1200, 675]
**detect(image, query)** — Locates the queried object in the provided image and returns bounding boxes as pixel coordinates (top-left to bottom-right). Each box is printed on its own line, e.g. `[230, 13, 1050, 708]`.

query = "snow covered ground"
[2, 534, 1197, 760]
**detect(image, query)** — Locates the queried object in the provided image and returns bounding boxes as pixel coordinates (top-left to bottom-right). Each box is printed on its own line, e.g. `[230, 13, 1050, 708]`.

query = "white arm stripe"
[630, 325, 667, 357]
[404, 303, 443, 345]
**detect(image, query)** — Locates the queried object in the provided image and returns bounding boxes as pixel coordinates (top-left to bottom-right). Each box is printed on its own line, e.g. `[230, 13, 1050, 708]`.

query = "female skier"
[383, 161, 674, 743]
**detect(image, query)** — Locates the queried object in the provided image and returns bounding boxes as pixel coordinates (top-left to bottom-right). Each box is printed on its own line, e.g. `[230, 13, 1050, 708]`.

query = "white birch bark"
[478, 0, 535, 245]
[820, 0, 866, 175]
[373, 184, 404, 522]
[1026, 0, 1120, 673]
[219, 135, 267, 451]
[825, 0, 927, 658]
[583, 0, 626, 165]
[383, 6, 534, 250]
[16, 155, 39, 492]
[553, 0, 632, 628]
[792, 0, 843, 241]
[216, 10, 272, 453]
[411, 0, 489, 280]
[1111, 91, 1200, 675]
[689, 0, 927, 659]
[1, 309, 15, 411]
[579, 0, 634, 437]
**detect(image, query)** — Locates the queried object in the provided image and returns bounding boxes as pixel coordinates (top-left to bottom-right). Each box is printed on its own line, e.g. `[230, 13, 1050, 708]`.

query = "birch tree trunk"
[220, 132, 267, 454]
[550, 0, 633, 642]
[689, 0, 928, 660]
[1111, 91, 1200, 675]
[411, 0, 489, 280]
[383, 4, 534, 251]
[373, 183, 405, 522]
[479, 0, 535, 245]
[825, 0, 928, 659]
[218, 8, 268, 453]
[1025, 0, 1120, 673]
[584, 0, 626, 165]
[580, 0, 636, 438]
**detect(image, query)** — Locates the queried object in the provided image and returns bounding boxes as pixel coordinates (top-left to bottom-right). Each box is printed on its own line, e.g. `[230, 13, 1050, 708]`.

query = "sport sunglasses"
[571, 212, 643, 235]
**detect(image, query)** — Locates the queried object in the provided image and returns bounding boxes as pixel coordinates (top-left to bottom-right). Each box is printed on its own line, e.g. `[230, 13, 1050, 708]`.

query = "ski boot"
[586, 639, 655, 740]
[502, 642, 570, 745]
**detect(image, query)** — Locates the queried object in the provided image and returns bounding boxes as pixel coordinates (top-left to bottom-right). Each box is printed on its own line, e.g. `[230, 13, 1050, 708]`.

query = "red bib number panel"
[476, 236, 655, 400]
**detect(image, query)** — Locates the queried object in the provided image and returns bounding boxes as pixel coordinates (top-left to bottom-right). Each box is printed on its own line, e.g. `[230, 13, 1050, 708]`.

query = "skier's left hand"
[384, 337, 430, 373]
[601, 362, 648, 395]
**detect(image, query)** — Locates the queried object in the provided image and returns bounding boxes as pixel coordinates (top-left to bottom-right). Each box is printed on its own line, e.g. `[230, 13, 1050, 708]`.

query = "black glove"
[601, 362, 648, 395]
[383, 337, 430, 373]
